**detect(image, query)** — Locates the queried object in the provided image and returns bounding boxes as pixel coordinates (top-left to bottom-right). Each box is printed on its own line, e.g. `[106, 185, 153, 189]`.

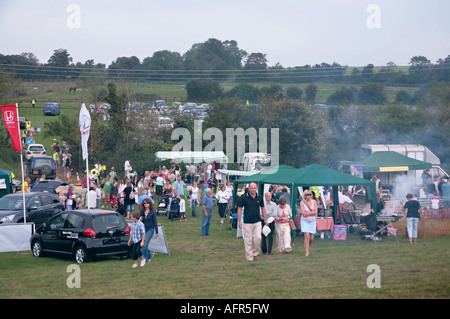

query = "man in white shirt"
[87, 186, 98, 209]
[124, 159, 132, 179]
[261, 192, 277, 255]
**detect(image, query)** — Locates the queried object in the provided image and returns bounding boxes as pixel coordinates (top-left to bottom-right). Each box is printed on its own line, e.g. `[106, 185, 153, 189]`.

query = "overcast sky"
[1, 0, 449, 68]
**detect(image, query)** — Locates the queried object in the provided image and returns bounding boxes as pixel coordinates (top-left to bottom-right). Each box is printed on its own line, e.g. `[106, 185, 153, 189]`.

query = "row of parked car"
[0, 181, 132, 264]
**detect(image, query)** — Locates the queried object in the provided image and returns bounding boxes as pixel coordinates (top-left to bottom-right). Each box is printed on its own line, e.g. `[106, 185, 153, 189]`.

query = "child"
[179, 194, 186, 221]
[128, 211, 146, 268]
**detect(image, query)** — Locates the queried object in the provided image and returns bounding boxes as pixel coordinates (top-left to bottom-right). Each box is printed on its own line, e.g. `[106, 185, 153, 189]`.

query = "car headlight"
[0, 214, 15, 222]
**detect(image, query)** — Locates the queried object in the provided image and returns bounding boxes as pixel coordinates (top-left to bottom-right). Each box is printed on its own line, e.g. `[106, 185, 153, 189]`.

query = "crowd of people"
[51, 155, 450, 264]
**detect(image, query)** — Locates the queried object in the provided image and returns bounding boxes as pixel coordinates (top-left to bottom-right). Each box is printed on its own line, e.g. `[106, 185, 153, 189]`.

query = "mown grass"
[0, 207, 449, 299]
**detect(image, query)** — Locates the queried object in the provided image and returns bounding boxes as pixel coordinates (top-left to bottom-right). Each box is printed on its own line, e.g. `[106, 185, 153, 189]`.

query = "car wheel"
[74, 246, 89, 264]
[32, 240, 44, 258]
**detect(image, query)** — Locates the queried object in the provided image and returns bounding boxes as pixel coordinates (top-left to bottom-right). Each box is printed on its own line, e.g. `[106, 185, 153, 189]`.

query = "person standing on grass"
[401, 193, 423, 244]
[262, 191, 277, 255]
[128, 212, 146, 268]
[190, 181, 200, 217]
[139, 198, 158, 264]
[237, 182, 268, 262]
[300, 189, 317, 257]
[216, 185, 230, 224]
[201, 188, 214, 236]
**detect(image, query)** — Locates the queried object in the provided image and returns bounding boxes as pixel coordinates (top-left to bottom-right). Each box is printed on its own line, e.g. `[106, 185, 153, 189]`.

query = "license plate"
[33, 170, 39, 174]
[33, 152, 40, 154]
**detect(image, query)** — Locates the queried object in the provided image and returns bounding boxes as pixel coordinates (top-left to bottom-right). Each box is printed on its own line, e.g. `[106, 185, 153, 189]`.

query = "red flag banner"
[1, 104, 22, 152]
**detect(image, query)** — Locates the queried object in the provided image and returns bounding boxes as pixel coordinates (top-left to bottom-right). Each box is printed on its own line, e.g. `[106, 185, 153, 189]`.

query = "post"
[16, 103, 26, 223]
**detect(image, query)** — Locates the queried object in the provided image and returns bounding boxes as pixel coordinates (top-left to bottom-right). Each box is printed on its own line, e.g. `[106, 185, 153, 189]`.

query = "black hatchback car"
[30, 209, 131, 263]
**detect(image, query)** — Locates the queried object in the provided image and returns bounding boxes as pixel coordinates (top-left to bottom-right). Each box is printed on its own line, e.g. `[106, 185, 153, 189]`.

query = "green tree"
[305, 83, 318, 105]
[286, 87, 303, 100]
[141, 50, 183, 70]
[47, 49, 72, 66]
[358, 83, 387, 104]
[243, 53, 268, 70]
[227, 83, 260, 103]
[185, 79, 224, 101]
[260, 97, 324, 167]
[105, 82, 128, 136]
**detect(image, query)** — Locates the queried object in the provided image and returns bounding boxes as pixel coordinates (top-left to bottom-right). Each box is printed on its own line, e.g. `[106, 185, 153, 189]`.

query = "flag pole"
[16, 103, 26, 224]
[86, 156, 90, 212]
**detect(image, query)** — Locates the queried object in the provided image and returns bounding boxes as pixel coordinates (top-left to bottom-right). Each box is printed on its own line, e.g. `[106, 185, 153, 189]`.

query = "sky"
[0, 0, 449, 68]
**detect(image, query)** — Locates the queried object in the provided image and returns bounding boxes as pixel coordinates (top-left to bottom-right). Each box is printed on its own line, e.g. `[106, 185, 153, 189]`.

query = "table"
[316, 218, 334, 231]
[373, 214, 403, 243]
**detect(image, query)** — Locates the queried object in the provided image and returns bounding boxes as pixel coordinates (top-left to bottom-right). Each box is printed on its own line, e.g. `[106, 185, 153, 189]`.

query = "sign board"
[26, 138, 34, 144]
[147, 224, 170, 255]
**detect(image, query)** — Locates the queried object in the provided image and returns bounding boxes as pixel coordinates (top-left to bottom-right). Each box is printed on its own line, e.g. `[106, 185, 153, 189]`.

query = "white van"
[240, 153, 271, 172]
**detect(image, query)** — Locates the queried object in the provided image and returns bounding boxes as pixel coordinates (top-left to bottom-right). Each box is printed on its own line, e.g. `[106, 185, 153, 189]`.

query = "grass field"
[0, 206, 449, 299]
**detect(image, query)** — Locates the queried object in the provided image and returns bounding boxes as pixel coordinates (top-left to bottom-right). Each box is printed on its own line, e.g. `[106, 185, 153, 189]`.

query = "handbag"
[289, 219, 296, 230]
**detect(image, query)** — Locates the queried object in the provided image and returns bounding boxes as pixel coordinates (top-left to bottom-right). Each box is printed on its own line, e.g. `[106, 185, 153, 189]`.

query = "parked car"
[153, 100, 167, 111]
[30, 210, 131, 263]
[27, 156, 56, 180]
[158, 117, 174, 128]
[43, 103, 61, 116]
[181, 102, 198, 115]
[24, 143, 47, 161]
[0, 192, 64, 226]
[31, 180, 68, 193]
[19, 117, 27, 129]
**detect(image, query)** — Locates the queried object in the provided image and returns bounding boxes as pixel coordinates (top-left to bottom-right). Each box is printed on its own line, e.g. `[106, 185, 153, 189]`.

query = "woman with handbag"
[300, 190, 318, 256]
[275, 197, 292, 254]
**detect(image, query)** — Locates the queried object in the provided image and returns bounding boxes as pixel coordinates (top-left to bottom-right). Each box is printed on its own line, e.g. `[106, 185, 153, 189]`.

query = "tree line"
[1, 38, 449, 84]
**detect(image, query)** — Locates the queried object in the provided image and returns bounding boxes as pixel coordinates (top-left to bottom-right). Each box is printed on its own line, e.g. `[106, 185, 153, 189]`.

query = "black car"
[0, 192, 64, 226]
[31, 210, 131, 263]
[31, 180, 69, 193]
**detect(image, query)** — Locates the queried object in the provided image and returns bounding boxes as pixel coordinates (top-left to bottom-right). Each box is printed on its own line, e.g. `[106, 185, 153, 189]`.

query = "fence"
[389, 208, 450, 238]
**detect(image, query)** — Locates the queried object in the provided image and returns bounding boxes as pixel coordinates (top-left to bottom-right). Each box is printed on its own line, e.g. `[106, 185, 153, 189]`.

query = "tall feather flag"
[79, 103, 91, 160]
[79, 103, 91, 209]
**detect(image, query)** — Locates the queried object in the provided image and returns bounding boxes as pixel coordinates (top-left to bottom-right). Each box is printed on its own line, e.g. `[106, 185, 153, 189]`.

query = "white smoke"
[391, 174, 417, 200]
[384, 174, 418, 216]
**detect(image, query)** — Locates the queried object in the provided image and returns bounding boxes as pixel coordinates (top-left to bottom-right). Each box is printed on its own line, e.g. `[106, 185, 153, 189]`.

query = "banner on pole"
[79, 103, 91, 160]
[1, 104, 22, 152]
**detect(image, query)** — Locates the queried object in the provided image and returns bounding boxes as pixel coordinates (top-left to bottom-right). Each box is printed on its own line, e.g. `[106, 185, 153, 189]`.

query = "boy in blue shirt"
[128, 212, 146, 268]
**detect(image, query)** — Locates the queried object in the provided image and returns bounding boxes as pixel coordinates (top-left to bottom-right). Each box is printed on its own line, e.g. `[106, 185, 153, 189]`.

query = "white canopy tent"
[155, 151, 228, 164]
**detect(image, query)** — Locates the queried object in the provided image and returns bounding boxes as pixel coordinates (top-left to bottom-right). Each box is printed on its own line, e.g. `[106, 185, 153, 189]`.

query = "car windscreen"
[0, 197, 25, 210]
[29, 146, 44, 152]
[34, 158, 53, 167]
[93, 214, 127, 232]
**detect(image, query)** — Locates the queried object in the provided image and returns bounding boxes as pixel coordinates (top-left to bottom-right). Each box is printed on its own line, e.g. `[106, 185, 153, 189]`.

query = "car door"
[40, 212, 68, 252]
[27, 195, 45, 225]
[39, 195, 62, 222]
[58, 212, 85, 253]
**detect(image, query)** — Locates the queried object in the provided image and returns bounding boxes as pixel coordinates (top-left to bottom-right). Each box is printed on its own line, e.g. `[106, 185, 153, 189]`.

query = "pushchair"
[168, 197, 181, 221]
[156, 194, 170, 216]
[108, 194, 119, 209]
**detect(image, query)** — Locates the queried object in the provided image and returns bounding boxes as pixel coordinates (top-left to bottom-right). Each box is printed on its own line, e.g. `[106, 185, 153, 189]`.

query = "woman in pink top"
[275, 197, 292, 254]
[300, 190, 318, 256]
